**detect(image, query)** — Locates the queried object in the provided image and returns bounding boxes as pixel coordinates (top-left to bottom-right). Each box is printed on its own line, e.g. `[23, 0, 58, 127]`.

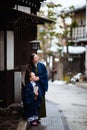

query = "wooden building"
[62, 5, 86, 78]
[0, 0, 53, 107]
[69, 5, 86, 75]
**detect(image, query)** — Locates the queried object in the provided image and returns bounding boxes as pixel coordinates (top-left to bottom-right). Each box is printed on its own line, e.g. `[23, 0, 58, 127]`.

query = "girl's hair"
[25, 70, 32, 85]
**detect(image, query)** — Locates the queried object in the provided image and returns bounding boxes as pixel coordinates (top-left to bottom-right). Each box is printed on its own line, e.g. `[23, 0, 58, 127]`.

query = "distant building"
[56, 5, 87, 80]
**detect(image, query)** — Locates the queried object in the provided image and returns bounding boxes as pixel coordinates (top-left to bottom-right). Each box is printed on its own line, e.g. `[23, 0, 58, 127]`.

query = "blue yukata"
[22, 81, 42, 122]
[31, 62, 48, 96]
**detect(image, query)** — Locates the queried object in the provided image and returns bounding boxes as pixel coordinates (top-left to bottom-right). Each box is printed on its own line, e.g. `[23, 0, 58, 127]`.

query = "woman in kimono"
[22, 71, 42, 126]
[27, 53, 48, 119]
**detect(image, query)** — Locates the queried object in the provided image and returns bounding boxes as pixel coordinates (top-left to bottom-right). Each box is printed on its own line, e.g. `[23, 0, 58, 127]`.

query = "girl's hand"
[34, 92, 38, 100]
[34, 76, 39, 81]
[35, 92, 38, 96]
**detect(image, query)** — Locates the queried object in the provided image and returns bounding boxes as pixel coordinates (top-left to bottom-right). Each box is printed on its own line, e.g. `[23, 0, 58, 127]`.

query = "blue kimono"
[22, 81, 42, 121]
[31, 62, 48, 96]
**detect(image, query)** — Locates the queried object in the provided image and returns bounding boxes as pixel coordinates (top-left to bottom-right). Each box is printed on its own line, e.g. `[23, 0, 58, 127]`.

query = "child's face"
[30, 72, 36, 81]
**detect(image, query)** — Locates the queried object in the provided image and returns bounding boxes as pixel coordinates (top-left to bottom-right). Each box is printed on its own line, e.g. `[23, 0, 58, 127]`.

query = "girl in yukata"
[22, 71, 42, 126]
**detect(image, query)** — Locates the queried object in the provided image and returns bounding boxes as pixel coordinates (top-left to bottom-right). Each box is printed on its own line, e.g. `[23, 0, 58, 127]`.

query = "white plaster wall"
[14, 72, 22, 103]
[7, 31, 14, 70]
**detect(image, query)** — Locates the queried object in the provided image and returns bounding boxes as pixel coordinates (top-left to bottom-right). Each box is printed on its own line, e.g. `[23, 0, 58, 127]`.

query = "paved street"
[46, 81, 87, 130]
[1, 80, 87, 130]
[26, 100, 65, 130]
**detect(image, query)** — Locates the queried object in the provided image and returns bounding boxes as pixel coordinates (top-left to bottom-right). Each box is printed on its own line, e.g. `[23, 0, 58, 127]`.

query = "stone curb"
[17, 118, 27, 130]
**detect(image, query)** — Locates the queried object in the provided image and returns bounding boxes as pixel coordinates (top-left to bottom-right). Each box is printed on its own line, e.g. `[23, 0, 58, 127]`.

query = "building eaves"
[66, 5, 86, 14]
[0, 9, 54, 28]
[57, 5, 86, 16]
[70, 5, 86, 13]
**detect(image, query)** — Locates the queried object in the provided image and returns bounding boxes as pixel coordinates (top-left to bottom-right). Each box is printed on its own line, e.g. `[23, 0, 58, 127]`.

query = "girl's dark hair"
[25, 70, 32, 85]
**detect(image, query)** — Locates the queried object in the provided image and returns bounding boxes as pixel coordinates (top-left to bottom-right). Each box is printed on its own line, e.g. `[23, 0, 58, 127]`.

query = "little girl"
[22, 71, 41, 126]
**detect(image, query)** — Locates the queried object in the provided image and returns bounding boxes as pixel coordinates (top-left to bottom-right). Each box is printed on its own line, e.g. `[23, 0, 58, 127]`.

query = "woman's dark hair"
[25, 53, 37, 84]
[30, 53, 36, 62]
[28, 53, 36, 70]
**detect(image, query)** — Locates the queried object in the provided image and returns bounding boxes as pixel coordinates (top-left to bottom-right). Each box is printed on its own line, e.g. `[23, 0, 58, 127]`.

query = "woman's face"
[33, 54, 39, 63]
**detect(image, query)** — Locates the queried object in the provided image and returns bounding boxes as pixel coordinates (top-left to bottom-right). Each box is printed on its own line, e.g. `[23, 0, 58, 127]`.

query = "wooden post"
[85, 1, 87, 75]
